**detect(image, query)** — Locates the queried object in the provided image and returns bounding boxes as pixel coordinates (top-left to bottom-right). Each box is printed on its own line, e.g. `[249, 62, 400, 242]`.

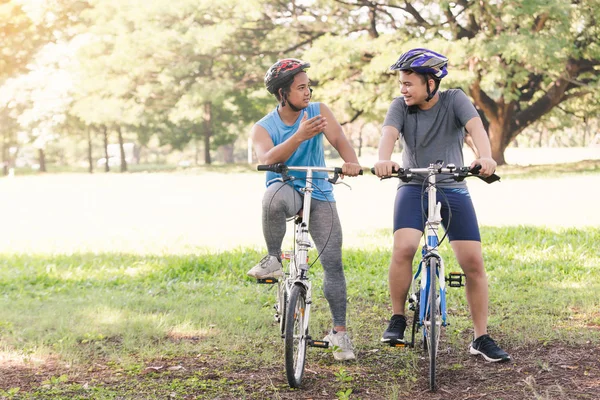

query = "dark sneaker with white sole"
[381, 314, 407, 343]
[469, 334, 511, 362]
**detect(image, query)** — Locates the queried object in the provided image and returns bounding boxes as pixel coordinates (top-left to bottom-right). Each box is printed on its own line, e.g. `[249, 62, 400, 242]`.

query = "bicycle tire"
[410, 292, 419, 348]
[427, 257, 438, 391]
[284, 284, 308, 388]
[277, 280, 287, 335]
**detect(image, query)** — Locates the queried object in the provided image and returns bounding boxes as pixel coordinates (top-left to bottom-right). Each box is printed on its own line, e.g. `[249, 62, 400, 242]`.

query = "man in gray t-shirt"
[373, 48, 510, 362]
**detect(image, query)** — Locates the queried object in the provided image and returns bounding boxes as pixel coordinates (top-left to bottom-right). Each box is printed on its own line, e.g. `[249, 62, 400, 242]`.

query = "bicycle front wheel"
[277, 280, 287, 335]
[426, 257, 440, 391]
[284, 284, 308, 388]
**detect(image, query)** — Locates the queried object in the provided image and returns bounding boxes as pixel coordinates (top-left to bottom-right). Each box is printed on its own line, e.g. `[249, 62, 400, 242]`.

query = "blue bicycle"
[374, 161, 500, 391]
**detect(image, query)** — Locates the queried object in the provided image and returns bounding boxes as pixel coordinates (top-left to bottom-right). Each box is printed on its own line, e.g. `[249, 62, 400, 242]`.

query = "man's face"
[286, 72, 312, 109]
[399, 71, 430, 107]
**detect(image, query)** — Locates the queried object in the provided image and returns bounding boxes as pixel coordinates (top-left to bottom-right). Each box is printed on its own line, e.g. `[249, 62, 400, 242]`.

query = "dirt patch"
[1, 343, 598, 399]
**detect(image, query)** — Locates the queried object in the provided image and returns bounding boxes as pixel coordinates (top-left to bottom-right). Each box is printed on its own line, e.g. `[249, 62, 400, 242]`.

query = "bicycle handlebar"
[257, 163, 363, 184]
[370, 163, 500, 184]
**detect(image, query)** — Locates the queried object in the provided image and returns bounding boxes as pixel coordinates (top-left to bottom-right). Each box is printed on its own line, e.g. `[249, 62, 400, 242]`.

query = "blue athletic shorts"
[393, 185, 481, 242]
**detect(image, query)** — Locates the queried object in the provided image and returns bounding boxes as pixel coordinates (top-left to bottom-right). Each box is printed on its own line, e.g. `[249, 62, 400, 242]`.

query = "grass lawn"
[0, 160, 599, 399]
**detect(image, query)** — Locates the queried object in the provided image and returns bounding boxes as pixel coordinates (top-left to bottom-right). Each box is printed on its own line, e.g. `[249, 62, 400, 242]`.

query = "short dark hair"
[273, 77, 295, 102]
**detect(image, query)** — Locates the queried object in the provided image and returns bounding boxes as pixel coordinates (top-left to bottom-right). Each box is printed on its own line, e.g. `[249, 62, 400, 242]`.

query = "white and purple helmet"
[390, 48, 448, 80]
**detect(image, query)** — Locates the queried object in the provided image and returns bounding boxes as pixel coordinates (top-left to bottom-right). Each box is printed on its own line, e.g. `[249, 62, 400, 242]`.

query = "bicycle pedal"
[256, 278, 278, 284]
[308, 340, 329, 348]
[446, 272, 466, 287]
[387, 340, 408, 348]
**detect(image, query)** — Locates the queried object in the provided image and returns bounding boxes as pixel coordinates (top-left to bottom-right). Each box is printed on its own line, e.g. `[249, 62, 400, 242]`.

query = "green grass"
[0, 226, 599, 398]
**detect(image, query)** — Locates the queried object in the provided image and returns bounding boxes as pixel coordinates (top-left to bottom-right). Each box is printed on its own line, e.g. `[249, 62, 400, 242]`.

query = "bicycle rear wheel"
[284, 284, 308, 388]
[426, 257, 439, 391]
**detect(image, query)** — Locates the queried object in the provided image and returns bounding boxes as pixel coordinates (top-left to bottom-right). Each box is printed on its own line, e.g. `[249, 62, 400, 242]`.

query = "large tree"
[302, 0, 600, 164]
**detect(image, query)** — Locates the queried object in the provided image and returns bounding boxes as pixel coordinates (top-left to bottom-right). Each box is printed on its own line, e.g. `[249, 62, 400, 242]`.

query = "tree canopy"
[1, 0, 598, 167]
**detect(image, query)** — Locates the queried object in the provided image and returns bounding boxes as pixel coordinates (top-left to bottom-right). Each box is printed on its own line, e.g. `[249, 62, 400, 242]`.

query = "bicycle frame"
[280, 166, 321, 346]
[410, 166, 447, 353]
[257, 163, 356, 388]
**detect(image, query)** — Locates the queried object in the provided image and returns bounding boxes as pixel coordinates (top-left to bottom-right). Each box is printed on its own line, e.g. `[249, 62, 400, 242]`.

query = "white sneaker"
[247, 255, 283, 279]
[323, 330, 356, 361]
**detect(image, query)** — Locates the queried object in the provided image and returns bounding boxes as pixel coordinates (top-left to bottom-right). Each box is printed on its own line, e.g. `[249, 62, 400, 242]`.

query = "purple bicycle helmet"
[264, 58, 311, 94]
[390, 48, 448, 80]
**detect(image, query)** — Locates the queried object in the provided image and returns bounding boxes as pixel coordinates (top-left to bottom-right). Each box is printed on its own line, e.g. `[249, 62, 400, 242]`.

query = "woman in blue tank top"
[247, 58, 362, 361]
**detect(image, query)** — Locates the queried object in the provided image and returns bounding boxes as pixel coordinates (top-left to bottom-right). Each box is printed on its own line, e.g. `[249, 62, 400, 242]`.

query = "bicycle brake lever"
[334, 180, 352, 190]
[476, 173, 501, 184]
[281, 172, 292, 182]
[328, 171, 340, 184]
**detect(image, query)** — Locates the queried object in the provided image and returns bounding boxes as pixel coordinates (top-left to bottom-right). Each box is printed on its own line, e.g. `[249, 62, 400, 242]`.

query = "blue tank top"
[257, 102, 334, 202]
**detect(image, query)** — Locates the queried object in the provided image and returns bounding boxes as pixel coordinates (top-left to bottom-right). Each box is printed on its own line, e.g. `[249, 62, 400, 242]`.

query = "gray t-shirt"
[383, 89, 479, 187]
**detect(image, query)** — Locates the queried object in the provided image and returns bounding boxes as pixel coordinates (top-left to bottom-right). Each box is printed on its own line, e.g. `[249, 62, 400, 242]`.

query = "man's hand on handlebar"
[372, 160, 400, 178]
[471, 157, 496, 177]
[341, 162, 363, 177]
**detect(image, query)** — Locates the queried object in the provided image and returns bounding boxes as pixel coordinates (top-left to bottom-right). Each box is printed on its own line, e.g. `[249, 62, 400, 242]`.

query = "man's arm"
[251, 112, 326, 165]
[319, 103, 362, 176]
[465, 117, 496, 176]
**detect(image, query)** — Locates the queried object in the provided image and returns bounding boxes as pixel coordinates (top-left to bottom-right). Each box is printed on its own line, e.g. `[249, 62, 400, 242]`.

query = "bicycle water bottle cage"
[446, 272, 466, 287]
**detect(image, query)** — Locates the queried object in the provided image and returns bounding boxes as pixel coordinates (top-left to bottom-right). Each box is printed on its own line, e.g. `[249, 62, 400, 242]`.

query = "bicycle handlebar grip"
[257, 163, 286, 173]
[333, 168, 364, 175]
[370, 167, 403, 175]
[469, 164, 482, 174]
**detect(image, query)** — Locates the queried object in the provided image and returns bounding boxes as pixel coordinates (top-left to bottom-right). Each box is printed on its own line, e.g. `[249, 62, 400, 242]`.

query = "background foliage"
[1, 0, 598, 170]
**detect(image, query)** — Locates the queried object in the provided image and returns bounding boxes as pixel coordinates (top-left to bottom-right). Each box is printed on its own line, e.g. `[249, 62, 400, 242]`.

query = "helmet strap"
[280, 89, 304, 112]
[425, 76, 440, 102]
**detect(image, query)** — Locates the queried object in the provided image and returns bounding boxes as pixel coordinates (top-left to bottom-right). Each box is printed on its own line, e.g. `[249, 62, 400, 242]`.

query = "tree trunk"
[220, 144, 234, 163]
[38, 148, 46, 172]
[102, 125, 110, 172]
[357, 123, 364, 158]
[133, 144, 141, 164]
[117, 125, 127, 172]
[204, 102, 212, 165]
[87, 126, 94, 173]
[488, 121, 508, 165]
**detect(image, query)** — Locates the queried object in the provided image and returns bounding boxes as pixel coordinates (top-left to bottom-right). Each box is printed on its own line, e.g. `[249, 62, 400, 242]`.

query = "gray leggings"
[262, 181, 347, 327]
